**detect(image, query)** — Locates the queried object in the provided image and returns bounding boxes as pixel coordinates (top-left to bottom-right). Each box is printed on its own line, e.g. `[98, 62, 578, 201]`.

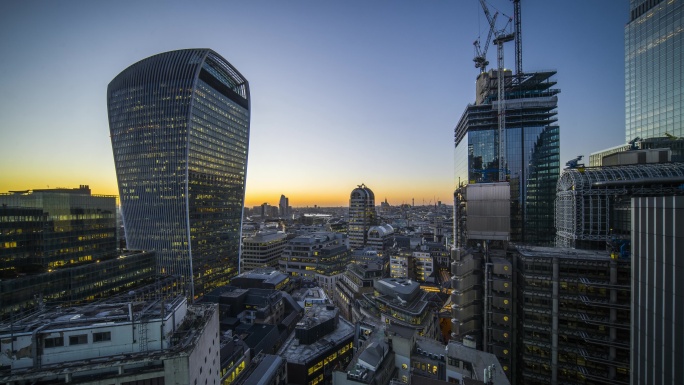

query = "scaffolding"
[555, 162, 684, 248]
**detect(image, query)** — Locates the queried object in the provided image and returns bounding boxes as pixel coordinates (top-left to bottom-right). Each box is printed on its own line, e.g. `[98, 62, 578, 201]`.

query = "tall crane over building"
[473, 5, 497, 73]
[513, 0, 522, 76]
[477, 0, 514, 182]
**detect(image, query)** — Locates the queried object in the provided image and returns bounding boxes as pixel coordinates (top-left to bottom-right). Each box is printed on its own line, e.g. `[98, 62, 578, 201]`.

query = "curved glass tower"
[107, 49, 250, 299]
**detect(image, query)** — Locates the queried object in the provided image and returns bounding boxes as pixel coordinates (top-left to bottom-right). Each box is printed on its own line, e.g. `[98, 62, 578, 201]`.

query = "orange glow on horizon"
[1, 173, 453, 208]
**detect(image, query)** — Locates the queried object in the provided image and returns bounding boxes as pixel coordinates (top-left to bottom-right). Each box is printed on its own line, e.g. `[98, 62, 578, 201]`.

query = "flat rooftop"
[0, 296, 187, 334]
[233, 268, 288, 284]
[279, 306, 354, 364]
[516, 245, 611, 261]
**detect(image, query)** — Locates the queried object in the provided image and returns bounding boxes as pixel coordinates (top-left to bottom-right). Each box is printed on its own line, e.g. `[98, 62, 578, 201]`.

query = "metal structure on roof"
[555, 162, 684, 248]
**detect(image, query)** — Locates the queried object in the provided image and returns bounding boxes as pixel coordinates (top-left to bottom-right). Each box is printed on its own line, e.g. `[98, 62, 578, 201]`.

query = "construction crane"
[494, 29, 514, 182]
[478, 0, 514, 182]
[513, 0, 522, 76]
[473, 4, 497, 73]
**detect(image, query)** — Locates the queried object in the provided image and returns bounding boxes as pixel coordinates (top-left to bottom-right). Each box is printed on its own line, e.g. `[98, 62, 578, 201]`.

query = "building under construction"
[454, 69, 560, 245]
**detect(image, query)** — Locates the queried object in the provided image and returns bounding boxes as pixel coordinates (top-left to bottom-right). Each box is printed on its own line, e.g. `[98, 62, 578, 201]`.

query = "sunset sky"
[0, 1, 627, 207]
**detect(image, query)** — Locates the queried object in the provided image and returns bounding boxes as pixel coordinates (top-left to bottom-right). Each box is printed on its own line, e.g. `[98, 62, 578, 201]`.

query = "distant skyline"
[0, 1, 627, 207]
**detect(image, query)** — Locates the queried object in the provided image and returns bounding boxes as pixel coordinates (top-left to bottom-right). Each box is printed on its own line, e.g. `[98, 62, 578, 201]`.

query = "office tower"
[631, 196, 684, 385]
[107, 49, 250, 298]
[454, 69, 560, 245]
[516, 246, 630, 385]
[240, 229, 287, 272]
[279, 194, 289, 218]
[626, 0, 683, 141]
[0, 186, 155, 318]
[348, 184, 377, 249]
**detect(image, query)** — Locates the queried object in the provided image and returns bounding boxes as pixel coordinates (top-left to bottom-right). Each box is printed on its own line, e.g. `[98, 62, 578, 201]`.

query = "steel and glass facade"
[631, 196, 684, 385]
[626, 0, 683, 142]
[108, 49, 250, 299]
[0, 186, 117, 273]
[454, 70, 560, 245]
[0, 186, 156, 318]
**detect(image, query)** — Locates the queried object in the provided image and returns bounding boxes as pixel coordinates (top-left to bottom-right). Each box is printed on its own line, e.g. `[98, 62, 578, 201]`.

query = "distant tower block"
[348, 184, 376, 250]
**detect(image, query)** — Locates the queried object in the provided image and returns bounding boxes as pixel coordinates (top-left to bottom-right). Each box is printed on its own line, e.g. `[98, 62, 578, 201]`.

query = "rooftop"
[233, 268, 289, 285]
[446, 341, 510, 385]
[279, 305, 355, 364]
[375, 278, 421, 297]
[0, 296, 187, 334]
[243, 230, 287, 243]
[516, 245, 612, 261]
[0, 298, 216, 382]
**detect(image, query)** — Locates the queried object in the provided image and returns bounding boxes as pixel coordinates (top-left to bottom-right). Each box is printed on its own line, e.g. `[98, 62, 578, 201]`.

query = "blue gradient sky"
[0, 1, 628, 207]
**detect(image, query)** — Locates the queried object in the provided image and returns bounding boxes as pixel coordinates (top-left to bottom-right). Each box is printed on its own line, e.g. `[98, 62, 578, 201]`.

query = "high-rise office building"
[107, 49, 250, 299]
[279, 194, 289, 218]
[631, 196, 684, 385]
[626, 0, 683, 141]
[454, 69, 560, 245]
[516, 246, 630, 385]
[0, 186, 155, 317]
[348, 184, 377, 249]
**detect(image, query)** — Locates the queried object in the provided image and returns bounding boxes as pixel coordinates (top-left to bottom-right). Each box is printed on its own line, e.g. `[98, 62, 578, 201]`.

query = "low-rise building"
[0, 296, 219, 385]
[279, 305, 355, 385]
[280, 232, 348, 280]
[363, 278, 440, 339]
[366, 224, 395, 254]
[335, 261, 384, 323]
[333, 341, 396, 385]
[231, 268, 292, 292]
[234, 353, 287, 385]
[389, 250, 414, 280]
[385, 323, 509, 385]
[241, 230, 288, 272]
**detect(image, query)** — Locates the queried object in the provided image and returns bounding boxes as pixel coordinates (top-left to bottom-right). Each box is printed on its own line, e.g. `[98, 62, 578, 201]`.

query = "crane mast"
[514, 0, 522, 76]
[474, 0, 499, 72]
[494, 31, 514, 182]
[477, 0, 514, 182]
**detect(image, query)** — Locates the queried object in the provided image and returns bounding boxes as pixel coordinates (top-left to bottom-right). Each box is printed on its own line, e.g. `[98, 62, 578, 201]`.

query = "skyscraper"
[631, 195, 684, 385]
[625, 0, 683, 141]
[279, 194, 289, 218]
[107, 49, 250, 299]
[348, 184, 376, 250]
[454, 69, 560, 245]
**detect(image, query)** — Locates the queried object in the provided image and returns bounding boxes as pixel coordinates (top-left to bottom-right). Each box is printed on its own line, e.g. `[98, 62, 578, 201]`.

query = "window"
[69, 334, 88, 345]
[44, 337, 64, 348]
[93, 332, 111, 342]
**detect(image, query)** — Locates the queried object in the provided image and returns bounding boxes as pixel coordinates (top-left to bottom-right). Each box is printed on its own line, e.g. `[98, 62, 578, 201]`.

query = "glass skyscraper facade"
[454, 70, 560, 245]
[107, 49, 250, 299]
[0, 186, 155, 318]
[626, 0, 683, 141]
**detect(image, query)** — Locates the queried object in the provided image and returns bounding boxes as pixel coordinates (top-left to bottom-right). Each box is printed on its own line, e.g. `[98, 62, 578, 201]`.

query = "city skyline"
[0, 1, 627, 206]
